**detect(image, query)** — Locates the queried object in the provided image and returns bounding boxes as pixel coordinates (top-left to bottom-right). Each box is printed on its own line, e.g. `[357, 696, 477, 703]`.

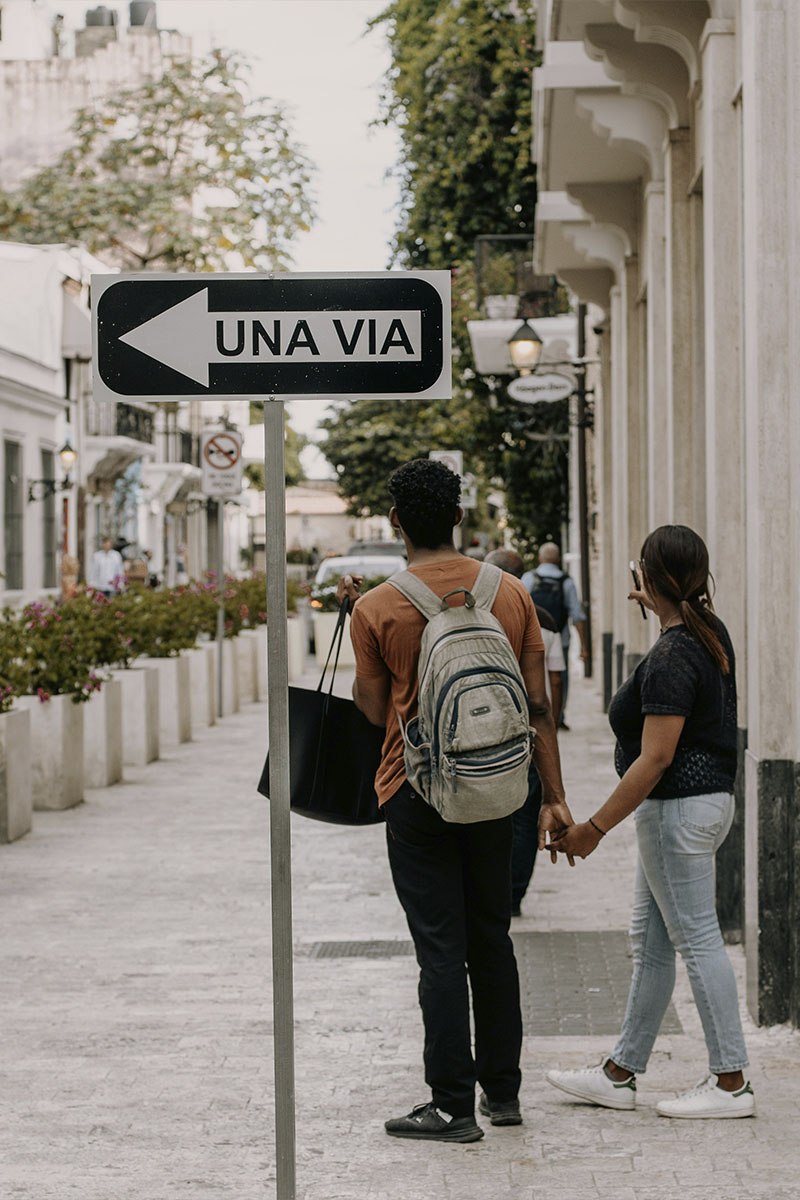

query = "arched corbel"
[563, 225, 628, 280]
[574, 90, 667, 182]
[565, 182, 640, 258]
[611, 1, 711, 90]
[584, 23, 691, 128]
[558, 269, 614, 315]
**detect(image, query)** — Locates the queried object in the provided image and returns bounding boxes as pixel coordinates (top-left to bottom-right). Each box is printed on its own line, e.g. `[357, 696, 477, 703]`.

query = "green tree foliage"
[0, 52, 316, 270]
[318, 1, 568, 553]
[371, 0, 537, 267]
[319, 391, 480, 516]
[248, 402, 308, 488]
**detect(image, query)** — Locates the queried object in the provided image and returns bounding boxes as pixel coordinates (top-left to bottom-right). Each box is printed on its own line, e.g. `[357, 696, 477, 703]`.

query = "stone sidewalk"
[0, 671, 798, 1199]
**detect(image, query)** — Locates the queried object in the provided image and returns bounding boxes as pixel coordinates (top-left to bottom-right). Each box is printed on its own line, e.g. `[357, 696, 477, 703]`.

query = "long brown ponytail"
[640, 526, 730, 674]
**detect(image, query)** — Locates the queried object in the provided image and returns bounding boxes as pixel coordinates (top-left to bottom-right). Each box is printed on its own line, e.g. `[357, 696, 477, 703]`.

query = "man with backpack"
[521, 542, 589, 730]
[337, 459, 572, 1143]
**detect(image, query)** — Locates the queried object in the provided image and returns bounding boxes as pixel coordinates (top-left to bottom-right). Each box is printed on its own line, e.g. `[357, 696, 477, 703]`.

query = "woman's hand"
[549, 820, 604, 860]
[628, 587, 657, 613]
[335, 574, 363, 605]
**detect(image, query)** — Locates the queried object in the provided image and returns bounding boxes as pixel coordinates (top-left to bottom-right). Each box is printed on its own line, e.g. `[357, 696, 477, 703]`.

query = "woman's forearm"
[591, 755, 668, 833]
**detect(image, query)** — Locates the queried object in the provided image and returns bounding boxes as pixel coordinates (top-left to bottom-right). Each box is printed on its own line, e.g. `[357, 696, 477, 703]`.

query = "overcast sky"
[54, 0, 401, 475]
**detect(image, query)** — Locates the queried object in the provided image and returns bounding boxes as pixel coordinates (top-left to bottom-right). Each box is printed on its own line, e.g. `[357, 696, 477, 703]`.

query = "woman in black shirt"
[546, 526, 753, 1119]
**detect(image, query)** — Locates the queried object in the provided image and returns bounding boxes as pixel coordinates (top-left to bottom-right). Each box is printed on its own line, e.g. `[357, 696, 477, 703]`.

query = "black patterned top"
[608, 618, 738, 799]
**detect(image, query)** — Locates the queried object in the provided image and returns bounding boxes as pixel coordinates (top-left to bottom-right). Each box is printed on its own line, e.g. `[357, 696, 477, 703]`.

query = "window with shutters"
[42, 448, 57, 588]
[3, 440, 24, 590]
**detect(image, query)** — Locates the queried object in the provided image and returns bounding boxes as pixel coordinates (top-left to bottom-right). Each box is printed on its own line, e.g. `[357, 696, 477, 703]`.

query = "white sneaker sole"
[546, 1073, 635, 1111]
[656, 1103, 755, 1120]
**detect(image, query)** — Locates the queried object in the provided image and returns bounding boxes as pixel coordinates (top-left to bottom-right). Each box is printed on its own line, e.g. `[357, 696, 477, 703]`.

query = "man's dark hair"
[388, 458, 461, 550]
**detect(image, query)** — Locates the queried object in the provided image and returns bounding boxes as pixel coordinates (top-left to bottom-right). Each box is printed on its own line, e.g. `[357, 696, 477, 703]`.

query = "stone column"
[643, 183, 670, 530]
[623, 254, 649, 675]
[789, 0, 800, 1030]
[664, 127, 697, 524]
[596, 323, 615, 711]
[740, 0, 798, 1026]
[701, 17, 747, 939]
[609, 284, 627, 690]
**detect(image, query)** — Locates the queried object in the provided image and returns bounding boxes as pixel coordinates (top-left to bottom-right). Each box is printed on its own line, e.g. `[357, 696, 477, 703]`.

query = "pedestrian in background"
[522, 542, 588, 730]
[88, 535, 124, 597]
[486, 549, 565, 916]
[546, 525, 754, 1119]
[338, 459, 572, 1142]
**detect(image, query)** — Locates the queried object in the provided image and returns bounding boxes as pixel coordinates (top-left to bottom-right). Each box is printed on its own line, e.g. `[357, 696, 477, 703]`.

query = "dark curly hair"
[388, 458, 461, 550]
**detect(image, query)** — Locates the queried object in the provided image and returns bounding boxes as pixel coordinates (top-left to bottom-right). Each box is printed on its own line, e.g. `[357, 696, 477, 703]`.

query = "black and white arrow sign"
[92, 271, 451, 402]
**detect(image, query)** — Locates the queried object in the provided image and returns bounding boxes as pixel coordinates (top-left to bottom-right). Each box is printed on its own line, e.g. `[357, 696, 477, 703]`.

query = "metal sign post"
[91, 269, 451, 1200]
[199, 427, 244, 718]
[216, 500, 225, 719]
[262, 398, 296, 1200]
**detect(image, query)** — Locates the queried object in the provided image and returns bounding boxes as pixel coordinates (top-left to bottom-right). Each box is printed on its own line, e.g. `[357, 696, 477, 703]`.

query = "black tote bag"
[257, 597, 384, 825]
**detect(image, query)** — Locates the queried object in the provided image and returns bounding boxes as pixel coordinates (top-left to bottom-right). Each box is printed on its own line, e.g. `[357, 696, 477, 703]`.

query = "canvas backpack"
[529, 569, 568, 632]
[387, 561, 533, 824]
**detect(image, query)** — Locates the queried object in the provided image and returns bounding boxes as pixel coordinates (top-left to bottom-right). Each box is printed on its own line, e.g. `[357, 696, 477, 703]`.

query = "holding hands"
[548, 819, 605, 861]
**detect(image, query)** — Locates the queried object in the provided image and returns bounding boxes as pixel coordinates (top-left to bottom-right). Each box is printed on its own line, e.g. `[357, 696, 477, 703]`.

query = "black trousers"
[383, 783, 523, 1117]
[511, 762, 543, 909]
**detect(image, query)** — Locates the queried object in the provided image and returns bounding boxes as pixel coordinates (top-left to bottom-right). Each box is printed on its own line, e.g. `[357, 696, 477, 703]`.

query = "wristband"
[589, 816, 606, 837]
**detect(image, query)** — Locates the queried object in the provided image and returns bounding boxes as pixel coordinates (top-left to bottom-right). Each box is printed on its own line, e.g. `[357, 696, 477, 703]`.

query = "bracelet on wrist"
[589, 816, 606, 837]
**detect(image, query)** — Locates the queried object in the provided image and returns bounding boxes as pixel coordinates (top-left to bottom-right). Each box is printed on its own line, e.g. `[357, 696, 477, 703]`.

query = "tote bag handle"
[317, 595, 351, 700]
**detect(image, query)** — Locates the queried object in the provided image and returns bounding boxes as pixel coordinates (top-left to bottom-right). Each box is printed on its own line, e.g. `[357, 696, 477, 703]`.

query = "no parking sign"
[201, 428, 244, 498]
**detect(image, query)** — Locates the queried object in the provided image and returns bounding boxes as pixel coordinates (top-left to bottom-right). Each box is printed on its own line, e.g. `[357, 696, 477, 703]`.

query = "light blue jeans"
[611, 792, 749, 1075]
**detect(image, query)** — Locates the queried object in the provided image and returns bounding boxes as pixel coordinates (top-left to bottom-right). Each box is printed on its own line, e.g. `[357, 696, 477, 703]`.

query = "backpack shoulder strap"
[386, 570, 442, 621]
[470, 561, 503, 611]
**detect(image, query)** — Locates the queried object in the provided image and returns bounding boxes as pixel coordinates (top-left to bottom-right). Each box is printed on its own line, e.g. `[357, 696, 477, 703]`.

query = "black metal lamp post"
[27, 439, 78, 503]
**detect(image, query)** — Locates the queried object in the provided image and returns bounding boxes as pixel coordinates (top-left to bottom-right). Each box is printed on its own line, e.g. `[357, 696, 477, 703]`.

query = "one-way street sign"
[92, 271, 451, 402]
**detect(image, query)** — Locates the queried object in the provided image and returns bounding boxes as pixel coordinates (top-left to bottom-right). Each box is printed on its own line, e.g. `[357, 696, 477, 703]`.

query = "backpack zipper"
[448, 680, 522, 742]
[431, 665, 528, 764]
[443, 740, 530, 792]
[418, 626, 510, 695]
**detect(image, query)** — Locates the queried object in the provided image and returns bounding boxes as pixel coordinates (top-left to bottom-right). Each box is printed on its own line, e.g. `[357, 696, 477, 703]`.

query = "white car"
[312, 554, 407, 594]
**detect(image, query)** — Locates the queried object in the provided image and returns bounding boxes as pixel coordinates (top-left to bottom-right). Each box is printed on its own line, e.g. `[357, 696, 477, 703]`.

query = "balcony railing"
[116, 402, 154, 444]
[85, 398, 155, 443]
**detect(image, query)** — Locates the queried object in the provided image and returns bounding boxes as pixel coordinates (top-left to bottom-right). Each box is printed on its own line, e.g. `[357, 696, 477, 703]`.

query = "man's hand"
[538, 799, 576, 866]
[335, 574, 363, 605]
[549, 820, 603, 860]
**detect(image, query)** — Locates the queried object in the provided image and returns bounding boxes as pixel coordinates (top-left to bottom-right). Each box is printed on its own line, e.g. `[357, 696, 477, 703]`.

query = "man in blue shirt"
[521, 542, 588, 730]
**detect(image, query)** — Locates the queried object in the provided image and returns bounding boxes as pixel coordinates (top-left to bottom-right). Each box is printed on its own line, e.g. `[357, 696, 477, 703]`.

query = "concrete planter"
[220, 639, 239, 716]
[84, 678, 123, 788]
[313, 610, 355, 669]
[236, 631, 258, 705]
[287, 616, 306, 681]
[142, 655, 191, 746]
[255, 624, 268, 695]
[0, 707, 32, 842]
[18, 693, 84, 811]
[115, 665, 159, 766]
[187, 643, 216, 734]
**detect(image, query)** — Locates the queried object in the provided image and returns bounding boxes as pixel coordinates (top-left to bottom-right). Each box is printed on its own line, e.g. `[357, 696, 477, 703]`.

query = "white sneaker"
[545, 1062, 637, 1111]
[656, 1075, 755, 1119]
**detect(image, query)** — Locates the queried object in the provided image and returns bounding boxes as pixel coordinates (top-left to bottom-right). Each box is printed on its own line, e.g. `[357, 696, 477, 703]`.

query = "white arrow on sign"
[507, 371, 574, 404]
[119, 289, 423, 388]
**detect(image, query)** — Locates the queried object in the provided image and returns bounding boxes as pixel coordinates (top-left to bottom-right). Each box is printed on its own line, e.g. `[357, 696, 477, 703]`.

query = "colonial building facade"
[532, 0, 800, 1026]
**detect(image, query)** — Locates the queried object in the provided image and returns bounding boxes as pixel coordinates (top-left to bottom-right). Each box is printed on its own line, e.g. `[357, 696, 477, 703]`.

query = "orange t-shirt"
[349, 557, 545, 805]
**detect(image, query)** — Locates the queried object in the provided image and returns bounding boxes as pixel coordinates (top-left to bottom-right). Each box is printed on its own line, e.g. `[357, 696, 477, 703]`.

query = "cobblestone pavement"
[1, 668, 798, 1199]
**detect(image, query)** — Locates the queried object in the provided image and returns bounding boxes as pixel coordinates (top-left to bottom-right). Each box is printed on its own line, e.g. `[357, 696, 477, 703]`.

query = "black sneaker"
[478, 1092, 522, 1126]
[384, 1101, 484, 1142]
